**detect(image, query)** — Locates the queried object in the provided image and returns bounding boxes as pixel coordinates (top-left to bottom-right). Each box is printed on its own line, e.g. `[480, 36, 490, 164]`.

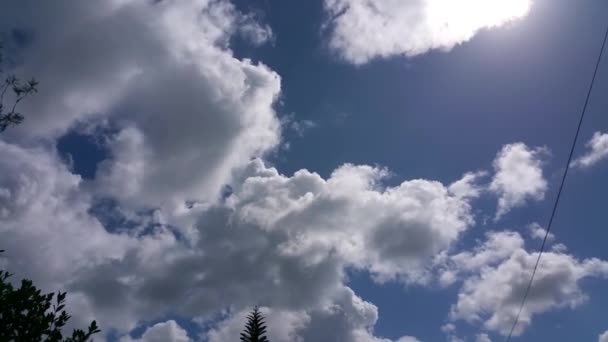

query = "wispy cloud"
[571, 132, 608, 169]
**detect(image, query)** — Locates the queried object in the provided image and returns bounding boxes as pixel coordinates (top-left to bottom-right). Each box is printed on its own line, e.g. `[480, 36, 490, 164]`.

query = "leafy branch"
[0, 42, 38, 132]
[0, 250, 100, 341]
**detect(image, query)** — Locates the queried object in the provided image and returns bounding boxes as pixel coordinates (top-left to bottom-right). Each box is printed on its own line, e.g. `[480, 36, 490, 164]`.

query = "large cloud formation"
[2, 0, 606, 341]
[0, 0, 444, 339]
[323, 0, 531, 64]
[1, 0, 281, 211]
[4, 135, 590, 340]
[1, 138, 475, 339]
[73, 158, 475, 338]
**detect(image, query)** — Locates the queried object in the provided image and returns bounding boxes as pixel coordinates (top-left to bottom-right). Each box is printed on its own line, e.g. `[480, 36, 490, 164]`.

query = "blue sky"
[1, 0, 608, 341]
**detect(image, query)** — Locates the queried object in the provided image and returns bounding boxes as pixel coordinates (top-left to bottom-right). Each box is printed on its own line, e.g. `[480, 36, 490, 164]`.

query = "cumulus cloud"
[571, 132, 608, 169]
[0, 138, 472, 338]
[1, 134, 597, 339]
[0, 0, 283, 332]
[229, 160, 476, 284]
[0, 140, 148, 336]
[527, 222, 555, 242]
[122, 320, 191, 342]
[396, 338, 421, 342]
[294, 287, 396, 342]
[4, 0, 598, 340]
[489, 143, 548, 220]
[0, 0, 281, 211]
[438, 230, 525, 287]
[0, 1, 450, 338]
[0, 141, 132, 290]
[448, 231, 608, 336]
[476, 333, 492, 342]
[323, 0, 531, 64]
[206, 307, 309, 342]
[448, 171, 487, 199]
[206, 287, 420, 342]
[61, 159, 476, 334]
[599, 330, 608, 342]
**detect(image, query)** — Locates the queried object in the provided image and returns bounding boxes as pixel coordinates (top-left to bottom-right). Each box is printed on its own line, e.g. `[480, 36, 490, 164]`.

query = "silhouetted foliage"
[0, 42, 38, 132]
[0, 250, 100, 341]
[240, 306, 269, 342]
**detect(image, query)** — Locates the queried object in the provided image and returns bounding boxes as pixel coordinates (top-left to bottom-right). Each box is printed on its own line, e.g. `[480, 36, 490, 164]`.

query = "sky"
[0, 0, 608, 341]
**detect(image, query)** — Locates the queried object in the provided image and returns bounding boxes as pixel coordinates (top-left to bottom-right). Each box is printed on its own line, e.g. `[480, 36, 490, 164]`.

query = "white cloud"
[282, 113, 317, 137]
[448, 231, 608, 336]
[1, 0, 459, 336]
[0, 0, 284, 331]
[440, 323, 464, 342]
[476, 333, 492, 342]
[294, 287, 390, 342]
[229, 160, 476, 284]
[206, 306, 309, 342]
[441, 323, 457, 334]
[122, 320, 191, 342]
[4, 1, 603, 339]
[63, 159, 475, 332]
[1, 0, 281, 212]
[448, 171, 487, 199]
[0, 140, 146, 334]
[1, 136, 601, 340]
[0, 147, 472, 337]
[489, 143, 548, 220]
[323, 0, 531, 64]
[0, 151, 472, 341]
[206, 288, 420, 342]
[527, 222, 555, 242]
[396, 337, 422, 342]
[599, 330, 608, 342]
[238, 14, 274, 46]
[0, 141, 133, 290]
[439, 231, 525, 287]
[571, 132, 608, 169]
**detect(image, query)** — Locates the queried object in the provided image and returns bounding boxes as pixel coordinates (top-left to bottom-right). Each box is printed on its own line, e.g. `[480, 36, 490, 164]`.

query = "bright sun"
[429, 0, 532, 38]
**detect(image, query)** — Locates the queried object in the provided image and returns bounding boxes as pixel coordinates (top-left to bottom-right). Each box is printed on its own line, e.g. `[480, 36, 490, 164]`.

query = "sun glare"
[429, 0, 532, 40]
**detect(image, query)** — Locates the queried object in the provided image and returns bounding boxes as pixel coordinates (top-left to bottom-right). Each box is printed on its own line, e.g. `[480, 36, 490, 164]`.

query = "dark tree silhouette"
[0, 250, 100, 341]
[0, 42, 38, 132]
[240, 306, 270, 342]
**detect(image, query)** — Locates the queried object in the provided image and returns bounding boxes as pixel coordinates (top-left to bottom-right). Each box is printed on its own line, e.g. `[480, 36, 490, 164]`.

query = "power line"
[504, 21, 608, 342]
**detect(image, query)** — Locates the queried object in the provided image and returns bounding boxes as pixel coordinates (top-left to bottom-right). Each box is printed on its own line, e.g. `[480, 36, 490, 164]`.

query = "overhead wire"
[504, 20, 608, 342]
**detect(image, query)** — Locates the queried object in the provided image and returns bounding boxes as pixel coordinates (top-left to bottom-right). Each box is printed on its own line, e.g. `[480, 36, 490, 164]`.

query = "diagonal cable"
[504, 21, 608, 342]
